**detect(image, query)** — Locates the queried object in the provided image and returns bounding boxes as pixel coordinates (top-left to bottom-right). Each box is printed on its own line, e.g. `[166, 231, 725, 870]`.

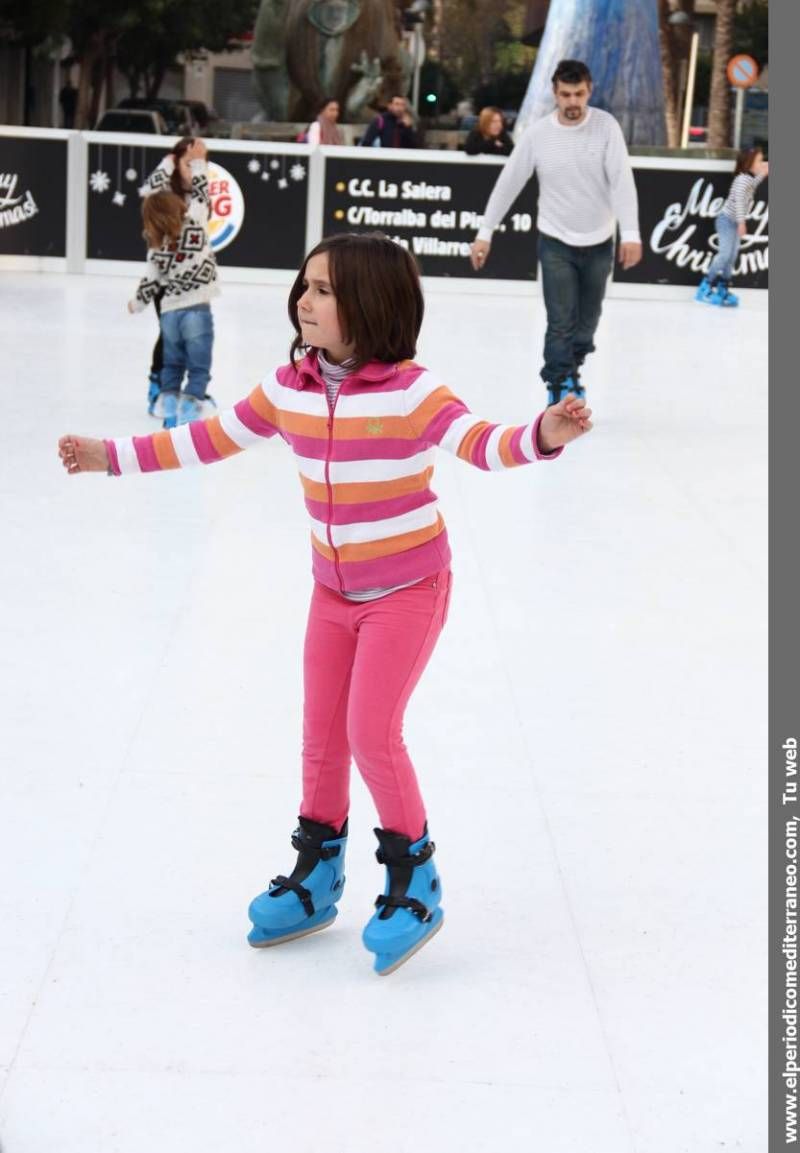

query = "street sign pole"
[734, 86, 745, 149]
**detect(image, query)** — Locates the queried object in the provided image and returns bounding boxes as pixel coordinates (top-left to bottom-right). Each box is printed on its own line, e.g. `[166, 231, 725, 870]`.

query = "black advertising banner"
[323, 155, 538, 280]
[86, 142, 308, 269]
[0, 136, 67, 256]
[616, 165, 768, 289]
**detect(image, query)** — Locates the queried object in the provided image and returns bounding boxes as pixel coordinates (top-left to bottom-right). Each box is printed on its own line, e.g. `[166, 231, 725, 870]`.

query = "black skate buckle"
[376, 841, 434, 867]
[291, 832, 340, 861]
[270, 875, 315, 918]
[376, 894, 431, 921]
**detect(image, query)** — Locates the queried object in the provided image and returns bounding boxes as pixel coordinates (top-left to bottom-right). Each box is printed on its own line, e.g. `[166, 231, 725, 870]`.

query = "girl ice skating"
[137, 137, 218, 423]
[696, 146, 768, 308]
[58, 232, 593, 975]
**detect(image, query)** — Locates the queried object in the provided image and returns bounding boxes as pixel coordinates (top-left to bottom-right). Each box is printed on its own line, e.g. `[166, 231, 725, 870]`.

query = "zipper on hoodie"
[324, 383, 345, 595]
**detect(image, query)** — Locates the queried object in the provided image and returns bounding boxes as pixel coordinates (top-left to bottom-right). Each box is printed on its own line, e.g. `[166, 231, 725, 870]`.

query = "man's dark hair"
[551, 59, 593, 88]
[288, 232, 425, 368]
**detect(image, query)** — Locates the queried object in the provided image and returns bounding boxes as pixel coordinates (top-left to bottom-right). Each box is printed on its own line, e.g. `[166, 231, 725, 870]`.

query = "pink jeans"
[300, 569, 452, 840]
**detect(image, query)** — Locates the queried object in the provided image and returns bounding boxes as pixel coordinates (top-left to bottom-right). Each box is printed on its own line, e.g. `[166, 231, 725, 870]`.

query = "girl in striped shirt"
[696, 146, 768, 308]
[57, 232, 593, 975]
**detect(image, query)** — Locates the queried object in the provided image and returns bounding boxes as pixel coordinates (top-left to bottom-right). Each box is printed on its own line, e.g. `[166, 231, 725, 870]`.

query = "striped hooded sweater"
[105, 354, 563, 594]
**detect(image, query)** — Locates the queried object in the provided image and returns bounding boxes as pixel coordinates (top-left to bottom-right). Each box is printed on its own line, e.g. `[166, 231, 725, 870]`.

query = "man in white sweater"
[470, 59, 642, 405]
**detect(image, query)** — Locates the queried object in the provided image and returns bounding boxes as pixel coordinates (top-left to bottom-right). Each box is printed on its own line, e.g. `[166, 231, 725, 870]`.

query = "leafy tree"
[116, 0, 257, 100]
[734, 0, 768, 67]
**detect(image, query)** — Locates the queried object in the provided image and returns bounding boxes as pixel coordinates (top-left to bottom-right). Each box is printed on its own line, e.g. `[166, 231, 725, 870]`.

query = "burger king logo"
[206, 161, 244, 251]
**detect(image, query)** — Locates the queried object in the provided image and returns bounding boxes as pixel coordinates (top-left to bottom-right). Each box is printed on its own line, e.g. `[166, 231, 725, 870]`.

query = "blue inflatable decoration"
[517, 0, 665, 145]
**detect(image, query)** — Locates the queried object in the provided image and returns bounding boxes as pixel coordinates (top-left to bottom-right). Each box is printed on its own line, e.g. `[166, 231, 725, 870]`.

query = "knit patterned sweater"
[105, 354, 563, 594]
[131, 159, 219, 315]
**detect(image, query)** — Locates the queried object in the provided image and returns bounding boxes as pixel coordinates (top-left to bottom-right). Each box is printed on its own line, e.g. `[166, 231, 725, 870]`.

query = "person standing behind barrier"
[360, 95, 417, 148]
[464, 107, 514, 157]
[469, 59, 642, 407]
[695, 147, 768, 309]
[305, 98, 344, 145]
[139, 137, 207, 417]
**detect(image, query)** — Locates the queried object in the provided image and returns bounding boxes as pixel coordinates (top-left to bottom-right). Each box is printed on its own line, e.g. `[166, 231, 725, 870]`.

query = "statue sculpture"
[252, 0, 409, 123]
[252, 0, 291, 121]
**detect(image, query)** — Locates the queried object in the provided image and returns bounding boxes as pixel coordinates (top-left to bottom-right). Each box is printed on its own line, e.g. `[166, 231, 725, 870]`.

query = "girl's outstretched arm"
[404, 371, 592, 469]
[58, 435, 109, 475]
[57, 376, 284, 478]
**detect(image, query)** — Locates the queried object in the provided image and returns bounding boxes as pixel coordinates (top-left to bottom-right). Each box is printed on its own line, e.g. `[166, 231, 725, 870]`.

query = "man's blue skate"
[247, 817, 347, 948]
[362, 826, 444, 975]
[547, 375, 583, 406]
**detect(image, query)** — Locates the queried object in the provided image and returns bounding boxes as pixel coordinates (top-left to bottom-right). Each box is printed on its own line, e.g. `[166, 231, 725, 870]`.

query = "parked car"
[94, 108, 168, 134]
[174, 100, 220, 134]
[115, 97, 220, 136]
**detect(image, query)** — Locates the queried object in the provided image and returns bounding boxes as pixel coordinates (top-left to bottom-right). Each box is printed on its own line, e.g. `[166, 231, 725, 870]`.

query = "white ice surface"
[0, 272, 766, 1153]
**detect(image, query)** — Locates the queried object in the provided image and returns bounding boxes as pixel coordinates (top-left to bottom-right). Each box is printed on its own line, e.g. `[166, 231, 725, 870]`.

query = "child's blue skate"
[710, 281, 739, 308]
[694, 276, 714, 303]
[546, 375, 582, 406]
[362, 826, 444, 975]
[177, 393, 217, 426]
[147, 372, 161, 416]
[160, 390, 179, 429]
[247, 817, 348, 948]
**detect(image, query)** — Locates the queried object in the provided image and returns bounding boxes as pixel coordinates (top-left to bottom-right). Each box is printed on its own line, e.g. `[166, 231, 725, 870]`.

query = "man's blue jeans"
[160, 304, 214, 399]
[538, 233, 613, 386]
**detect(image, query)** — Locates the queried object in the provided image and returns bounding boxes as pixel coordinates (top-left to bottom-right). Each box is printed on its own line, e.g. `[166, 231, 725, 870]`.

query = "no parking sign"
[727, 55, 759, 88]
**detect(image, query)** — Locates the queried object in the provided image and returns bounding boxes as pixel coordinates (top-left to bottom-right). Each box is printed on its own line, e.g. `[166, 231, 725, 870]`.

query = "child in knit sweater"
[131, 140, 218, 427]
[59, 232, 591, 975]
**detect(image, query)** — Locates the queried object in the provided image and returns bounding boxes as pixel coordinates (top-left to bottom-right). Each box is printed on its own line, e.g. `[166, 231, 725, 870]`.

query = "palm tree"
[707, 0, 736, 147]
[658, 0, 695, 148]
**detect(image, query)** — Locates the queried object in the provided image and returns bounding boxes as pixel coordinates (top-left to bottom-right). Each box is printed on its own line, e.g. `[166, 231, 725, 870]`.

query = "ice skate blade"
[247, 910, 336, 949]
[375, 915, 444, 976]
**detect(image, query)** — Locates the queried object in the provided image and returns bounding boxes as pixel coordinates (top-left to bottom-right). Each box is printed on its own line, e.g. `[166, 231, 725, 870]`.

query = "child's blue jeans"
[160, 304, 213, 399]
[707, 214, 740, 284]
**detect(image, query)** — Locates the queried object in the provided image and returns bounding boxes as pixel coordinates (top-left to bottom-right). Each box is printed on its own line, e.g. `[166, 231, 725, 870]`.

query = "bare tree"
[707, 0, 736, 147]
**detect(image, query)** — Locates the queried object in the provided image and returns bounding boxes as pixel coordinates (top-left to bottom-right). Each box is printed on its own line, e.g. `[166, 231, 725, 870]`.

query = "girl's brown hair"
[170, 136, 196, 195]
[287, 232, 425, 368]
[478, 106, 503, 137]
[734, 146, 763, 175]
[142, 190, 186, 249]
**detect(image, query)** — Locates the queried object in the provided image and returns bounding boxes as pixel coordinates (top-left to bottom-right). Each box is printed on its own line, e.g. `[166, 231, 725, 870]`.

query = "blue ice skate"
[362, 826, 444, 976]
[147, 372, 161, 416]
[160, 391, 179, 429]
[694, 276, 715, 303]
[546, 375, 582, 406]
[710, 281, 739, 308]
[177, 393, 217, 426]
[247, 817, 348, 948]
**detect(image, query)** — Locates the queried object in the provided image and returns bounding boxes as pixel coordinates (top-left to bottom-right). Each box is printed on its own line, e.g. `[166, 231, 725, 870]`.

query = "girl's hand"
[538, 395, 593, 453]
[187, 137, 207, 160]
[58, 435, 109, 475]
[738, 221, 747, 237]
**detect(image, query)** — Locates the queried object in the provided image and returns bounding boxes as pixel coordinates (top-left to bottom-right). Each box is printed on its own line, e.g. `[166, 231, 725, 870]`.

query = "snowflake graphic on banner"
[248, 158, 261, 173]
[289, 163, 306, 182]
[90, 170, 110, 194]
